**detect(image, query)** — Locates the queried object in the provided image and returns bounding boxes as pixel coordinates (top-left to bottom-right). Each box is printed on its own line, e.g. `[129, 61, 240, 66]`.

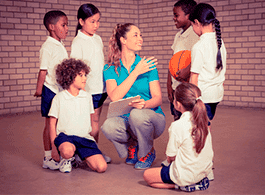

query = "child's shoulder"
[169, 112, 193, 133]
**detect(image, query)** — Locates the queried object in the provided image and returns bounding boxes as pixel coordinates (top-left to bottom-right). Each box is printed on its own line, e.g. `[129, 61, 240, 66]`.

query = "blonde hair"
[106, 23, 134, 75]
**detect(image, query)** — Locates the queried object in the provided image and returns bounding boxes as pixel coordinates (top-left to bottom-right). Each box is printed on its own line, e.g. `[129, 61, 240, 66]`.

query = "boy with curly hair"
[48, 58, 107, 173]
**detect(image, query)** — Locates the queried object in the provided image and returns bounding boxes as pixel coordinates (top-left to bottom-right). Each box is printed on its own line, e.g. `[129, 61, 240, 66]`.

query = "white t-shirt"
[171, 26, 199, 89]
[70, 31, 105, 95]
[190, 32, 227, 103]
[39, 36, 68, 94]
[166, 111, 213, 186]
[48, 90, 95, 141]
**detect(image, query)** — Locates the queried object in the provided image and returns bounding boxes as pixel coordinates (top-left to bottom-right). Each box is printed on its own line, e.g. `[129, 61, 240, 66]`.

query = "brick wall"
[0, 0, 264, 115]
[139, 0, 265, 108]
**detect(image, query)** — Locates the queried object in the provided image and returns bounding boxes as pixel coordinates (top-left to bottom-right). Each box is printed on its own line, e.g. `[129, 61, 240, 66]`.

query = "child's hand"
[167, 156, 176, 163]
[128, 99, 146, 109]
[134, 56, 157, 76]
[34, 91, 42, 97]
[51, 146, 60, 162]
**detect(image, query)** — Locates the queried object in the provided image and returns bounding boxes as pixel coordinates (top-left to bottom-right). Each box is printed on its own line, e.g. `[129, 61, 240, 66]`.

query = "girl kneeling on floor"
[143, 82, 213, 192]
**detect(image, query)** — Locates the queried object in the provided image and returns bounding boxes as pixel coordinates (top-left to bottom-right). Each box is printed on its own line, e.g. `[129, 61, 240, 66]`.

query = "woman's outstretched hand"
[129, 98, 146, 109]
[134, 56, 157, 76]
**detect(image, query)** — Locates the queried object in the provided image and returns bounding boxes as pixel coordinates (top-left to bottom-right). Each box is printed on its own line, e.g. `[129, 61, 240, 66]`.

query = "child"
[34, 10, 68, 170]
[167, 0, 199, 121]
[48, 58, 107, 173]
[70, 4, 110, 163]
[143, 83, 213, 192]
[189, 3, 227, 126]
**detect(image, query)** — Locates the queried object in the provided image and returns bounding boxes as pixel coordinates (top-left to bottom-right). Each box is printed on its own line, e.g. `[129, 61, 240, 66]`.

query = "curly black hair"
[56, 58, 90, 90]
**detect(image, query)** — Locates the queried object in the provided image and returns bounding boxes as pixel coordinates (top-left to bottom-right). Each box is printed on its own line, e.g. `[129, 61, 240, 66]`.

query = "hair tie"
[196, 96, 202, 103]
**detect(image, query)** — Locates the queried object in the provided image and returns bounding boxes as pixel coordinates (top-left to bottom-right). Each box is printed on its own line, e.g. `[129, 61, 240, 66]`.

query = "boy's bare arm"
[34, 70, 47, 97]
[50, 116, 60, 162]
[167, 71, 174, 103]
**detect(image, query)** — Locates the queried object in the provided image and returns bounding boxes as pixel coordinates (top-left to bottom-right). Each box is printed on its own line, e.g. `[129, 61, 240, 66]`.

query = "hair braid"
[214, 19, 223, 71]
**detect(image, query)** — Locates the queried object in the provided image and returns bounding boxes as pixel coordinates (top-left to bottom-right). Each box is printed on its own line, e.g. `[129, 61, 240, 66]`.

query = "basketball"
[169, 50, 191, 80]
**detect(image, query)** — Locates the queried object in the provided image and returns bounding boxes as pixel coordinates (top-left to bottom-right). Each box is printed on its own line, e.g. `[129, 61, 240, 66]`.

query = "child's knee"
[59, 143, 75, 159]
[96, 162, 107, 173]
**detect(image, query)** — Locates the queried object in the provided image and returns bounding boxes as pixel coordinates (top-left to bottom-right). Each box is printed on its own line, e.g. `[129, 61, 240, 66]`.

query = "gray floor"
[0, 103, 264, 194]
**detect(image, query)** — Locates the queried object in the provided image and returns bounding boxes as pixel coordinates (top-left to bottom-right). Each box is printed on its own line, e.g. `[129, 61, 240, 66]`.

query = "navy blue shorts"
[161, 164, 175, 184]
[205, 102, 219, 125]
[41, 85, 56, 118]
[92, 92, 108, 109]
[54, 133, 102, 160]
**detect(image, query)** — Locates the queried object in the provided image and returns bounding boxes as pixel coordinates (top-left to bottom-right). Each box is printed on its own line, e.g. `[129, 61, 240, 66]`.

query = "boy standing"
[49, 58, 107, 173]
[167, 0, 199, 121]
[34, 10, 68, 169]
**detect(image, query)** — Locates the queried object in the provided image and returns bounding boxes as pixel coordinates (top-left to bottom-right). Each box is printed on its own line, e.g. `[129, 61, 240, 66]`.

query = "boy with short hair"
[34, 10, 68, 169]
[49, 58, 107, 173]
[167, 0, 199, 121]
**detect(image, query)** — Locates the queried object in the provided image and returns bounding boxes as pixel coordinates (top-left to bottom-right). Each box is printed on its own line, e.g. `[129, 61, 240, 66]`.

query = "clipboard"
[107, 95, 141, 118]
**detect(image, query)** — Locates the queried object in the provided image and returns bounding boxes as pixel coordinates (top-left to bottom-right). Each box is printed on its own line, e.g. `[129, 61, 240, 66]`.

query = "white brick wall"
[0, 0, 264, 115]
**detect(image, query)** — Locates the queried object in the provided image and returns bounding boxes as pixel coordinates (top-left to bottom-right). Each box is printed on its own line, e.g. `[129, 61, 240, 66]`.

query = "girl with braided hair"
[101, 23, 165, 169]
[189, 3, 227, 126]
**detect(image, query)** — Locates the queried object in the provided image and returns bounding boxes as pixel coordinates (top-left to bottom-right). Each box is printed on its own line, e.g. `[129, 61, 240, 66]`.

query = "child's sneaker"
[59, 157, 74, 173]
[125, 145, 138, 165]
[103, 154, 112, 164]
[177, 177, 210, 192]
[42, 157, 60, 170]
[134, 150, 155, 169]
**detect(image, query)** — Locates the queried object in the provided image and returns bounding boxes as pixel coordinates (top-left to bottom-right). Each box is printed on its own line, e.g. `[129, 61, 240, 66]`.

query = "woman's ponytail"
[107, 23, 134, 75]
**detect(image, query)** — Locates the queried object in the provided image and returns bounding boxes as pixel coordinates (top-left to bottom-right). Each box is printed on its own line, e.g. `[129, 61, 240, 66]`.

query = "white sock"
[44, 150, 52, 159]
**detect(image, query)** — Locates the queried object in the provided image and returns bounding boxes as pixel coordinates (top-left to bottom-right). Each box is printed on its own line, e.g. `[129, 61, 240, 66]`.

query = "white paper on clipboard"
[107, 95, 141, 118]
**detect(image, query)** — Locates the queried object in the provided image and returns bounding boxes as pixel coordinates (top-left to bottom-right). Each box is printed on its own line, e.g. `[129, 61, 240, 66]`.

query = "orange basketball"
[169, 50, 191, 79]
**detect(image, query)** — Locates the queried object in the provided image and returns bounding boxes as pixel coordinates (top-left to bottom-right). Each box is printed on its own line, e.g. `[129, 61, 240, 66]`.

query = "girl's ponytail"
[191, 97, 209, 153]
[175, 83, 208, 154]
[214, 19, 223, 71]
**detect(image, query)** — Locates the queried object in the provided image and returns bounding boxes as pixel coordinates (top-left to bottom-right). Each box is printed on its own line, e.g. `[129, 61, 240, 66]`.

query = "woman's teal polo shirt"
[103, 54, 164, 116]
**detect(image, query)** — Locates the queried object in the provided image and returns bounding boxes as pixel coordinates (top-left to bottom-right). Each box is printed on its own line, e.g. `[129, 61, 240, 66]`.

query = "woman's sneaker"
[177, 177, 210, 192]
[59, 157, 74, 173]
[125, 145, 138, 165]
[134, 150, 155, 169]
[42, 157, 60, 170]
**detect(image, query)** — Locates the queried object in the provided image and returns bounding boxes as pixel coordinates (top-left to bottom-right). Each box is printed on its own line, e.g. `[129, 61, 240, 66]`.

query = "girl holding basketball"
[143, 82, 213, 192]
[70, 3, 111, 163]
[189, 3, 227, 126]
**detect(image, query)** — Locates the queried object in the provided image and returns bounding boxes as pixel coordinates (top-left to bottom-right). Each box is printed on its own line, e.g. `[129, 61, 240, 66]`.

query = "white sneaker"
[42, 157, 60, 170]
[59, 157, 74, 173]
[207, 169, 214, 181]
[103, 154, 111, 163]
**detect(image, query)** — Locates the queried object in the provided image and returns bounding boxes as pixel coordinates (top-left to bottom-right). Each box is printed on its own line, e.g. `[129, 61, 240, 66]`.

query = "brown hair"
[56, 58, 90, 90]
[106, 23, 134, 74]
[175, 83, 209, 153]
